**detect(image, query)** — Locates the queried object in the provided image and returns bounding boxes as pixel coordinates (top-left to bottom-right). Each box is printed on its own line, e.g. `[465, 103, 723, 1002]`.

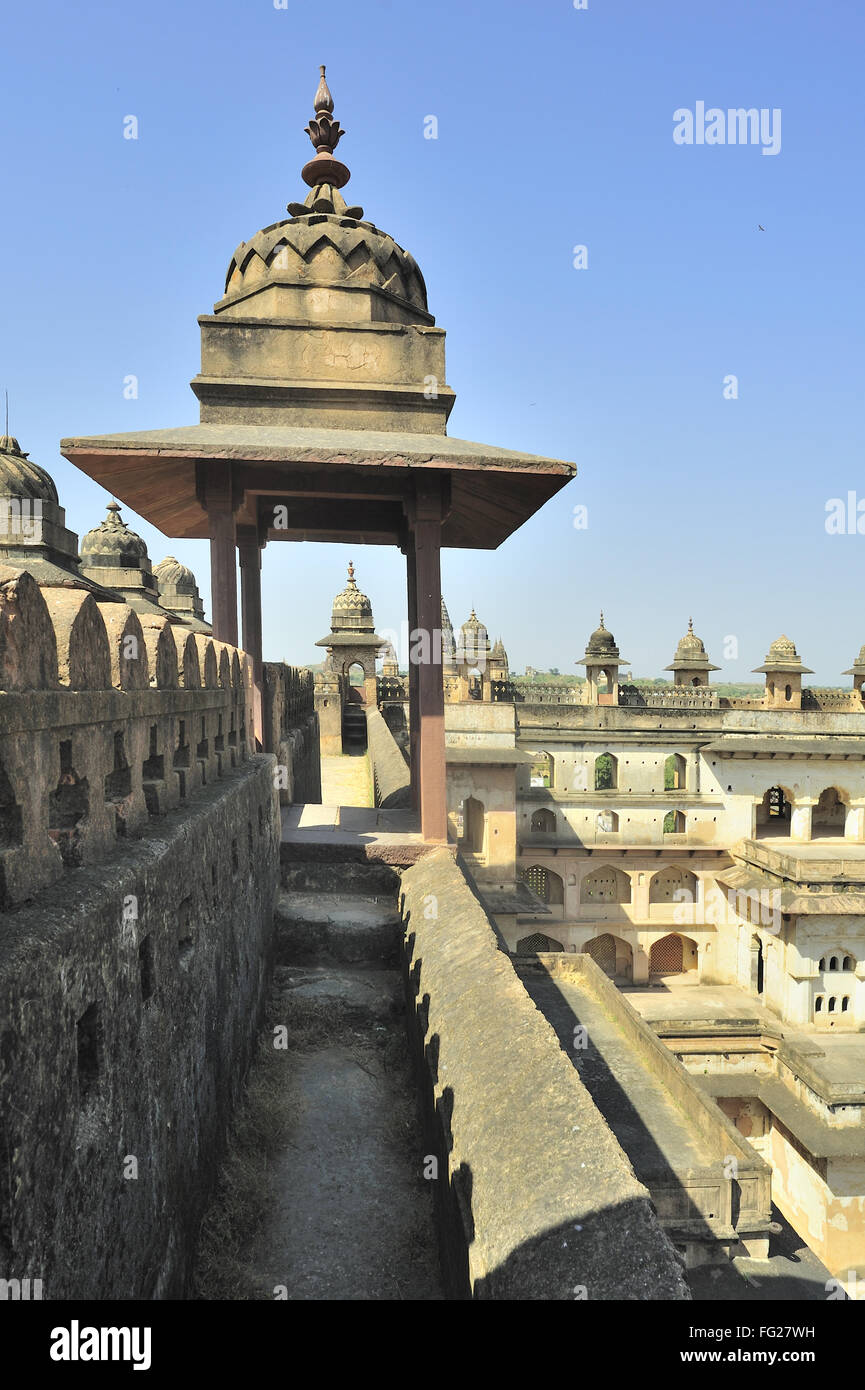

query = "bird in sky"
[758, 224, 765, 231]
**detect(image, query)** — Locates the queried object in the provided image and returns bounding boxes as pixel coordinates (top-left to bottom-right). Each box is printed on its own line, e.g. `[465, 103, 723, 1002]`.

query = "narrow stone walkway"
[232, 850, 442, 1300]
[319, 752, 374, 808]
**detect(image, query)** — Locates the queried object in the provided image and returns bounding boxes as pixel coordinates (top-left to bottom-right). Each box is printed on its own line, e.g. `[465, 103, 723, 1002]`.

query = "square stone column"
[238, 526, 264, 747]
[201, 460, 238, 647]
[411, 481, 447, 843]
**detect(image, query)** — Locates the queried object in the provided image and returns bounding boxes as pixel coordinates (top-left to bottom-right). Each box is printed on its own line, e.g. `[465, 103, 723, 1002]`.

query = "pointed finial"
[313, 65, 334, 115]
[599, 610, 605, 629]
[301, 63, 350, 190]
[347, 560, 355, 584]
[107, 498, 121, 515]
[688, 616, 694, 633]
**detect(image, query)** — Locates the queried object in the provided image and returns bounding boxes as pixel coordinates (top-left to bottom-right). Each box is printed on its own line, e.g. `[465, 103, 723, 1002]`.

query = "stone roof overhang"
[696, 1074, 865, 1154]
[314, 631, 384, 648]
[715, 864, 865, 915]
[663, 658, 721, 673]
[702, 737, 865, 757]
[60, 424, 576, 550]
[445, 747, 535, 765]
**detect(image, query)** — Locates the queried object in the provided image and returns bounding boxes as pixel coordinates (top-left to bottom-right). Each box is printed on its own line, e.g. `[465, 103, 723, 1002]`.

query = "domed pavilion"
[59, 67, 575, 839]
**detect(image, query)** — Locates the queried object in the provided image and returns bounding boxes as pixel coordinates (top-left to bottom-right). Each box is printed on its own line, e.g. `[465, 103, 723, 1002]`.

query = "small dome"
[0, 435, 58, 503]
[224, 214, 429, 315]
[81, 500, 149, 567]
[664, 618, 720, 675]
[154, 555, 198, 596]
[579, 612, 629, 668]
[331, 561, 374, 629]
[769, 634, 797, 660]
[675, 618, 706, 657]
[586, 613, 619, 656]
[752, 633, 813, 676]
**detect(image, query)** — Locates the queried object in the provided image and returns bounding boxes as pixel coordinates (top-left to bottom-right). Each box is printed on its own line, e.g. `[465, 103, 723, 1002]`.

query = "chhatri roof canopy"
[60, 67, 575, 552]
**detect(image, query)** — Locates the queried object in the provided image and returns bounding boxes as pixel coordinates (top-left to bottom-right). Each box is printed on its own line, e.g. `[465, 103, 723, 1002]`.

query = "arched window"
[663, 809, 686, 834]
[596, 809, 619, 833]
[530, 807, 556, 834]
[828, 996, 837, 1013]
[821, 951, 856, 973]
[461, 796, 485, 854]
[813, 787, 847, 838]
[516, 931, 565, 955]
[581, 865, 631, 903]
[842, 996, 850, 1013]
[583, 933, 633, 981]
[664, 754, 687, 791]
[756, 786, 792, 837]
[815, 995, 824, 1013]
[649, 865, 697, 903]
[649, 933, 698, 975]
[518, 865, 564, 906]
[594, 752, 617, 791]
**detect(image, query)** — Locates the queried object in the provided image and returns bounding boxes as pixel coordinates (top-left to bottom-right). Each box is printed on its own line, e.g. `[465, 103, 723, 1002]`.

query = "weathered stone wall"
[0, 567, 318, 1298]
[366, 705, 411, 809]
[399, 847, 690, 1300]
[263, 661, 320, 806]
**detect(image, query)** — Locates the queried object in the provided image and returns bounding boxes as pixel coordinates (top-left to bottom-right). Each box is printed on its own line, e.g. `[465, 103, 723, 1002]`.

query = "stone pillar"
[404, 536, 420, 812]
[238, 527, 263, 748]
[790, 801, 812, 842]
[413, 481, 447, 843]
[204, 461, 238, 647]
[845, 804, 865, 841]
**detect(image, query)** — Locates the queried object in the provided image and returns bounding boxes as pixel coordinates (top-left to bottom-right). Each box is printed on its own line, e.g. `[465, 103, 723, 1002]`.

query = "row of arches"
[518, 863, 698, 906]
[515, 929, 699, 979]
[757, 785, 850, 838]
[529, 807, 687, 836]
[530, 752, 688, 793]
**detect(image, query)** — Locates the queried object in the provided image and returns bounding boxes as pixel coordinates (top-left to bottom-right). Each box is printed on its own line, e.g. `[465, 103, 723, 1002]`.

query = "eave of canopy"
[60, 423, 576, 549]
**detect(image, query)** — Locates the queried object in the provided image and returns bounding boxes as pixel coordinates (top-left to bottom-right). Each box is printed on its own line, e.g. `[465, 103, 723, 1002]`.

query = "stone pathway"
[235, 849, 442, 1300]
[319, 753, 374, 809]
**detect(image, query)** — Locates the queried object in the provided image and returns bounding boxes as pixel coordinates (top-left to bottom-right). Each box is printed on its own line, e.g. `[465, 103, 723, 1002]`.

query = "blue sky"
[1, 0, 863, 681]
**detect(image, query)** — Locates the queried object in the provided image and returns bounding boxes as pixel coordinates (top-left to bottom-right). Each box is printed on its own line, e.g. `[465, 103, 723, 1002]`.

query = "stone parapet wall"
[399, 848, 690, 1300]
[0, 564, 320, 1297]
[263, 661, 320, 805]
[0, 756, 279, 1299]
[0, 567, 256, 909]
[540, 953, 774, 1239]
[366, 705, 411, 809]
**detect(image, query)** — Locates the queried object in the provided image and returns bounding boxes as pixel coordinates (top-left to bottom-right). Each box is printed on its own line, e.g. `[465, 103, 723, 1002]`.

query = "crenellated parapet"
[0, 565, 254, 910]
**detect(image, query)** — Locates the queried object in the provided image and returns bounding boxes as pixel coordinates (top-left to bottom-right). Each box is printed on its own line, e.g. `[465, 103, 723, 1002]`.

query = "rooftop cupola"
[192, 66, 453, 434]
[753, 634, 813, 710]
[664, 617, 720, 687]
[578, 612, 628, 705]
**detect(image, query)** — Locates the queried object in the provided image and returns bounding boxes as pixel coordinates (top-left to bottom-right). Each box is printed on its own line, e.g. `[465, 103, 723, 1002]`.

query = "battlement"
[0, 564, 255, 909]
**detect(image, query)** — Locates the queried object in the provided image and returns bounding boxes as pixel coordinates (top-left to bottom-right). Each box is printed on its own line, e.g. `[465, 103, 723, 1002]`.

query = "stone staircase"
[341, 702, 367, 753]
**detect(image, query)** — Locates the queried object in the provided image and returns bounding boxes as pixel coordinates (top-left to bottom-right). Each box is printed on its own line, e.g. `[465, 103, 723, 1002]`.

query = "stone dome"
[586, 613, 620, 658]
[767, 635, 797, 661]
[224, 209, 429, 314]
[154, 555, 198, 596]
[0, 436, 58, 503]
[330, 562, 374, 631]
[81, 501, 149, 568]
[491, 637, 508, 663]
[665, 618, 719, 675]
[221, 68, 428, 317]
[753, 633, 813, 676]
